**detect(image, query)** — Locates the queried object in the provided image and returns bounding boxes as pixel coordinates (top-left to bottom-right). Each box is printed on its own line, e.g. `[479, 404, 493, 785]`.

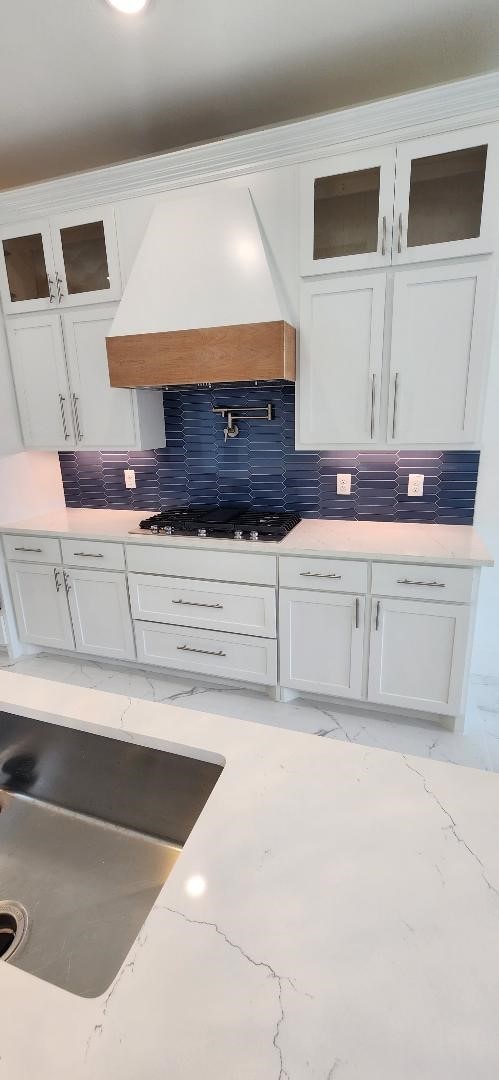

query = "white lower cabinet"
[66, 568, 135, 661]
[279, 589, 364, 697]
[367, 597, 469, 715]
[9, 562, 75, 649]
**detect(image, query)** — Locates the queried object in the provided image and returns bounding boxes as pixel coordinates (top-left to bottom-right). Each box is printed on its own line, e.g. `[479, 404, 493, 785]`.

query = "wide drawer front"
[61, 538, 125, 571]
[3, 534, 61, 564]
[134, 621, 277, 685]
[126, 544, 277, 585]
[129, 574, 276, 637]
[279, 556, 368, 593]
[371, 562, 474, 603]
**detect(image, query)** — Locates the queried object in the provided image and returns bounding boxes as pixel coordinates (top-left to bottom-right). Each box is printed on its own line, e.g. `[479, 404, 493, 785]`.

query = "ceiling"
[2, 0, 499, 191]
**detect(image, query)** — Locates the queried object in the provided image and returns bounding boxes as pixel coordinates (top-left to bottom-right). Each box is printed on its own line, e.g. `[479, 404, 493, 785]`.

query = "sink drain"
[0, 902, 29, 962]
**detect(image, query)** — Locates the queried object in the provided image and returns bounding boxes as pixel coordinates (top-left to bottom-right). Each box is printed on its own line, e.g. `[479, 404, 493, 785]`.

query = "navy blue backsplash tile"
[59, 382, 479, 524]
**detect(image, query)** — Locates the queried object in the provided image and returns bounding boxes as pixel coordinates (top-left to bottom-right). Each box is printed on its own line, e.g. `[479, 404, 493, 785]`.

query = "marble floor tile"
[1, 650, 498, 772]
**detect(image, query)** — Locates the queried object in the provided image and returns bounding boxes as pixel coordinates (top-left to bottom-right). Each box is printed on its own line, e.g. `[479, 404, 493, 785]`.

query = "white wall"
[472, 280, 499, 679]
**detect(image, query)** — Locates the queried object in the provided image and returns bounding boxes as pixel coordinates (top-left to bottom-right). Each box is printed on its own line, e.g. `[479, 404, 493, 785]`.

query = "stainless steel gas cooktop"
[130, 507, 301, 542]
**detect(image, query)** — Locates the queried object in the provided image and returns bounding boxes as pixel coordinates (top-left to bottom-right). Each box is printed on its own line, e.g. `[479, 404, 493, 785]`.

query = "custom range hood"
[107, 186, 296, 387]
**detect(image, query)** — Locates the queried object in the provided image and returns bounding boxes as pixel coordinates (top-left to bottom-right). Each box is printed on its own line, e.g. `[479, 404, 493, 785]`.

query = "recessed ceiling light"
[106, 0, 150, 13]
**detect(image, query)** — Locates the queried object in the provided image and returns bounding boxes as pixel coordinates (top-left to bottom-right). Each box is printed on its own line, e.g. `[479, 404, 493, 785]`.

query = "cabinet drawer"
[129, 574, 276, 638]
[279, 556, 367, 593]
[371, 562, 474, 603]
[134, 622, 277, 685]
[3, 534, 61, 564]
[126, 544, 277, 586]
[61, 538, 125, 571]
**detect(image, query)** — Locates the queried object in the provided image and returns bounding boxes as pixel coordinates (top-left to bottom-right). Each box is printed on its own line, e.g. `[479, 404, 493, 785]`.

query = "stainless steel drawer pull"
[59, 394, 70, 440]
[172, 599, 223, 609]
[53, 568, 62, 592]
[73, 552, 104, 558]
[177, 645, 226, 658]
[14, 546, 43, 553]
[396, 578, 445, 588]
[73, 393, 83, 441]
[299, 571, 341, 580]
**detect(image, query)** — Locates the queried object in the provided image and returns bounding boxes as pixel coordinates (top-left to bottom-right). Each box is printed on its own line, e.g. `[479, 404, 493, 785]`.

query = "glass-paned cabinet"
[0, 206, 121, 313]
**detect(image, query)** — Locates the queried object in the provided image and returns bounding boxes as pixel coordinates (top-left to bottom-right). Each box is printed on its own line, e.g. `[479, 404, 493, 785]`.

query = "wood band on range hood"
[106, 321, 296, 387]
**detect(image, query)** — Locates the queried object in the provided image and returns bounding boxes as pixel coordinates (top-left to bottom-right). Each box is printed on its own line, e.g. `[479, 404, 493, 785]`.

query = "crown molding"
[1, 71, 499, 221]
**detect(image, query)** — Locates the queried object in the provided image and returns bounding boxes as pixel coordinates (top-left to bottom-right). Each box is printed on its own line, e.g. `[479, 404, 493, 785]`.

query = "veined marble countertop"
[0, 508, 493, 566]
[0, 670, 498, 1079]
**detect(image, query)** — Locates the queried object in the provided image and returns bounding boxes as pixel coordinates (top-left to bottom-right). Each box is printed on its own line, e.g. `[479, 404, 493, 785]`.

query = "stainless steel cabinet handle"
[73, 551, 104, 558]
[59, 394, 70, 440]
[14, 546, 42, 553]
[375, 600, 381, 631]
[381, 215, 387, 256]
[48, 276, 56, 303]
[300, 571, 341, 580]
[54, 568, 62, 592]
[172, 599, 223, 609]
[391, 373, 399, 439]
[55, 271, 64, 302]
[397, 212, 403, 254]
[177, 645, 226, 658]
[396, 578, 445, 588]
[370, 372, 376, 439]
[73, 393, 83, 441]
[63, 570, 71, 591]
[355, 597, 360, 629]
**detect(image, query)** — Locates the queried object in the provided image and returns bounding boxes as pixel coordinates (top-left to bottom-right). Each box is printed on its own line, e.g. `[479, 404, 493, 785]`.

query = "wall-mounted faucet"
[213, 403, 273, 443]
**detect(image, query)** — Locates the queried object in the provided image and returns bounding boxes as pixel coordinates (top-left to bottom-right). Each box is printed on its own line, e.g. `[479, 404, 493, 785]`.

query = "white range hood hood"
[107, 186, 295, 387]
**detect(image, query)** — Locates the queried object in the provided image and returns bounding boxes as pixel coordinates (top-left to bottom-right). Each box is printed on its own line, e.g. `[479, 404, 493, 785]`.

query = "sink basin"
[0, 710, 223, 997]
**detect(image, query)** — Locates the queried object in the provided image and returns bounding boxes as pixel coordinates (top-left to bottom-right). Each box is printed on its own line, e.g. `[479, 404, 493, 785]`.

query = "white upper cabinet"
[300, 147, 396, 275]
[298, 274, 386, 446]
[7, 312, 75, 449]
[0, 206, 121, 314]
[62, 307, 137, 448]
[300, 124, 499, 274]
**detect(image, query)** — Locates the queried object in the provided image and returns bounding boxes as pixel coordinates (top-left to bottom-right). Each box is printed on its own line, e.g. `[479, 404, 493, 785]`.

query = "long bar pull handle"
[172, 599, 223, 610]
[177, 645, 226, 658]
[391, 373, 399, 439]
[375, 600, 381, 631]
[59, 394, 70, 440]
[14, 546, 43, 553]
[55, 271, 64, 302]
[397, 579, 446, 588]
[73, 552, 104, 558]
[63, 570, 71, 592]
[73, 394, 83, 441]
[48, 276, 56, 303]
[370, 372, 376, 439]
[381, 215, 387, 256]
[355, 597, 360, 629]
[397, 212, 403, 254]
[53, 568, 62, 592]
[300, 571, 342, 580]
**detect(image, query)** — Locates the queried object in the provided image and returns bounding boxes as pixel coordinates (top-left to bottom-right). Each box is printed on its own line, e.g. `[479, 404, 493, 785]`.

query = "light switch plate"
[337, 473, 352, 495]
[124, 469, 136, 489]
[408, 473, 424, 497]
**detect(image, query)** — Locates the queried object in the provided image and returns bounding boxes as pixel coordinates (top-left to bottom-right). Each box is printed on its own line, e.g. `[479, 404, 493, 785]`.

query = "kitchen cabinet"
[298, 260, 492, 449]
[0, 206, 121, 314]
[8, 561, 75, 650]
[279, 589, 364, 697]
[367, 596, 470, 715]
[66, 567, 135, 660]
[7, 305, 165, 450]
[300, 123, 499, 274]
[298, 274, 386, 445]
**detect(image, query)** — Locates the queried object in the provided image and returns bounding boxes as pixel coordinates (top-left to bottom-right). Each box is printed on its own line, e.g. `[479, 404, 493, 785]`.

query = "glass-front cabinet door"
[0, 222, 57, 313]
[393, 125, 498, 263]
[300, 147, 396, 274]
[50, 206, 122, 306]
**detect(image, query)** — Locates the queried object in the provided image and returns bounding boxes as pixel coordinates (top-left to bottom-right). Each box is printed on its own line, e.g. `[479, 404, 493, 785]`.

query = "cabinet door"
[7, 313, 75, 449]
[62, 307, 136, 448]
[300, 147, 396, 275]
[368, 597, 469, 715]
[279, 589, 364, 697]
[388, 262, 492, 445]
[0, 221, 56, 314]
[298, 275, 386, 447]
[393, 126, 498, 263]
[66, 568, 135, 660]
[50, 206, 122, 307]
[8, 562, 75, 649]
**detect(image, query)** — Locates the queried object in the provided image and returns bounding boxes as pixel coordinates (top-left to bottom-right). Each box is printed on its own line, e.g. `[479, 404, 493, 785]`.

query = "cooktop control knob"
[250, 530, 259, 541]
[198, 528, 207, 538]
[234, 529, 243, 540]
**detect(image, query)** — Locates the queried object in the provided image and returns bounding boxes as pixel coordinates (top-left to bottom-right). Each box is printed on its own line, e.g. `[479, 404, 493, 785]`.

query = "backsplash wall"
[59, 382, 479, 524]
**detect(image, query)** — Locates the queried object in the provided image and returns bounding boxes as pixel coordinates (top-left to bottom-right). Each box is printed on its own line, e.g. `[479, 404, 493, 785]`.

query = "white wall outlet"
[408, 473, 424, 497]
[124, 469, 136, 489]
[337, 473, 352, 495]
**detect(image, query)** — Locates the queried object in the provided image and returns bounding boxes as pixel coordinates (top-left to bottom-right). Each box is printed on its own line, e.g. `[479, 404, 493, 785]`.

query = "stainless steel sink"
[0, 710, 223, 997]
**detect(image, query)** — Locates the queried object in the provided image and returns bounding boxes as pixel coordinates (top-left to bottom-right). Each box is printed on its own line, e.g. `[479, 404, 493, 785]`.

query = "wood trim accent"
[106, 321, 296, 387]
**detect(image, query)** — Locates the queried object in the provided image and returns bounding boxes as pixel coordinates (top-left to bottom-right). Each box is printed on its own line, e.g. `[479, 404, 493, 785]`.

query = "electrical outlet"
[124, 469, 136, 489]
[337, 473, 352, 495]
[408, 473, 424, 497]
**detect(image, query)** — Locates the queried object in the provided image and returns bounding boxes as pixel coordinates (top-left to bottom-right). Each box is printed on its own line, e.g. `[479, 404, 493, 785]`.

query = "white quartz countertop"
[0, 670, 499, 1079]
[0, 508, 493, 566]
